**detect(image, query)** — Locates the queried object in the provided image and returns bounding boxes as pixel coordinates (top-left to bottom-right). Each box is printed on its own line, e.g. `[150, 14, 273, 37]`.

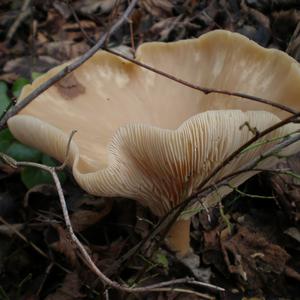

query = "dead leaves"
[70, 201, 112, 232]
[1, 0, 300, 299]
[140, 0, 173, 17]
[50, 224, 77, 266]
[45, 272, 84, 300]
[221, 226, 290, 288]
[72, 0, 122, 15]
[269, 152, 300, 222]
[202, 223, 298, 295]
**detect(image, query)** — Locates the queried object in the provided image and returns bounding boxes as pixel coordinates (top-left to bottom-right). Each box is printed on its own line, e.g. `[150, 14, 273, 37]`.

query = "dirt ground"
[1, 0, 300, 299]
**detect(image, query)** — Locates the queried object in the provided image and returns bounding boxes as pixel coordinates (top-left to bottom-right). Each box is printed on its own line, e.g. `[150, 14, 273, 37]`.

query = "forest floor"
[1, 0, 300, 299]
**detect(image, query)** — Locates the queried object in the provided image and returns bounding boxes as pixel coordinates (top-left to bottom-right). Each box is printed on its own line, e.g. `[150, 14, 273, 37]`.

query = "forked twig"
[1, 2, 299, 295]
[108, 113, 300, 272]
[0, 131, 225, 296]
[65, 6, 300, 278]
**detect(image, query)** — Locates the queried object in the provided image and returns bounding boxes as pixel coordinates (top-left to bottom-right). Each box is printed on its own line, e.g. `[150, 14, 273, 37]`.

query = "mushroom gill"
[7, 30, 300, 256]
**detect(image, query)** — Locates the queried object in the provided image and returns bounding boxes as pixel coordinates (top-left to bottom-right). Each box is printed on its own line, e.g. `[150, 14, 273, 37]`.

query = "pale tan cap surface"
[7, 30, 300, 217]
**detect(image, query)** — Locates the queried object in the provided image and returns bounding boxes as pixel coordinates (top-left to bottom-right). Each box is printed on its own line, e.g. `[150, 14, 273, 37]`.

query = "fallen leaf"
[3, 56, 60, 78]
[70, 202, 112, 232]
[73, 0, 121, 15]
[284, 227, 300, 243]
[221, 226, 290, 290]
[50, 224, 77, 266]
[140, 0, 173, 17]
[45, 272, 84, 300]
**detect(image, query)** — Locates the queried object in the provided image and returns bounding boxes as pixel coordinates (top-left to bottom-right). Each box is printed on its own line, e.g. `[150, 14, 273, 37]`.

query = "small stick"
[110, 114, 300, 269]
[6, 0, 31, 43]
[55, 129, 77, 171]
[0, 216, 48, 258]
[105, 48, 298, 115]
[0, 132, 225, 295]
[0, 0, 139, 129]
[63, 11, 299, 116]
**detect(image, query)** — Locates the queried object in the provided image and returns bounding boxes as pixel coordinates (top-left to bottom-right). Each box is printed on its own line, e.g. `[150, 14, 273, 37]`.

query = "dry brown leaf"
[50, 224, 77, 266]
[272, 10, 300, 47]
[45, 272, 84, 300]
[140, 0, 173, 17]
[73, 0, 122, 15]
[284, 227, 300, 243]
[53, 1, 72, 19]
[24, 184, 57, 207]
[70, 202, 112, 232]
[60, 20, 97, 41]
[3, 56, 60, 78]
[221, 226, 290, 290]
[39, 41, 90, 61]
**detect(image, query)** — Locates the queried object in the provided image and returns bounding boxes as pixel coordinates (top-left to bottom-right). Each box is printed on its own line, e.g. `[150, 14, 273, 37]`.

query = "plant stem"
[165, 219, 191, 257]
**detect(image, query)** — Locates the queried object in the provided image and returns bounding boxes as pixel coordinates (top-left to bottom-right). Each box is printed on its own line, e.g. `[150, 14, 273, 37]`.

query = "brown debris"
[70, 201, 112, 232]
[221, 226, 290, 290]
[45, 272, 84, 300]
[140, 0, 174, 17]
[1, 0, 300, 298]
[50, 224, 77, 266]
[269, 153, 300, 223]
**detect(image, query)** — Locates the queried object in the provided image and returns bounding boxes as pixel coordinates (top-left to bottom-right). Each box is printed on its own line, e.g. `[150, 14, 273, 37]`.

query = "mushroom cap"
[8, 30, 300, 218]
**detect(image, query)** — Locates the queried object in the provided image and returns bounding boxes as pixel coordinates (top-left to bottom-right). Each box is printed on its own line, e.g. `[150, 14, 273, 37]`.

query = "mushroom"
[7, 30, 300, 256]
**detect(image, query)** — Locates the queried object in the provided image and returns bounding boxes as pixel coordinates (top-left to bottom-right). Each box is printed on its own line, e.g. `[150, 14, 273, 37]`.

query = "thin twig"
[56, 130, 77, 171]
[66, 7, 300, 276]
[108, 113, 300, 272]
[105, 48, 298, 115]
[0, 0, 139, 129]
[190, 130, 300, 205]
[6, 0, 31, 43]
[2, 3, 298, 294]
[64, 9, 299, 116]
[37, 263, 54, 296]
[39, 164, 225, 294]
[0, 216, 48, 259]
[0, 141, 225, 295]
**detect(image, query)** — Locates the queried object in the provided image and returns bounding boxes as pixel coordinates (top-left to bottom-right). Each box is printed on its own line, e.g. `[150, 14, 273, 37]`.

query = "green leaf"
[31, 72, 43, 80]
[21, 165, 67, 189]
[21, 167, 51, 189]
[42, 153, 67, 183]
[0, 81, 11, 117]
[5, 142, 42, 162]
[154, 252, 169, 270]
[12, 77, 30, 98]
[41, 154, 59, 166]
[0, 129, 15, 152]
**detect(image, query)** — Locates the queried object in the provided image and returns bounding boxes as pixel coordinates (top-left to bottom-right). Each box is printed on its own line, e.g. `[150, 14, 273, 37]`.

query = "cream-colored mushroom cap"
[8, 30, 300, 219]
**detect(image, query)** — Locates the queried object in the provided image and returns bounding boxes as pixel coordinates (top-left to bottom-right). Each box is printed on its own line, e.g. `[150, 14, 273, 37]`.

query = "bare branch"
[68, 2, 297, 116]
[6, 0, 31, 43]
[0, 0, 139, 129]
[56, 130, 77, 171]
[105, 48, 298, 115]
[0, 133, 225, 296]
[108, 113, 300, 271]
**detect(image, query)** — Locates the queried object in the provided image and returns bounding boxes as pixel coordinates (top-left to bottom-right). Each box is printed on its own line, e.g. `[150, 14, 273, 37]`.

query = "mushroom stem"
[165, 218, 191, 257]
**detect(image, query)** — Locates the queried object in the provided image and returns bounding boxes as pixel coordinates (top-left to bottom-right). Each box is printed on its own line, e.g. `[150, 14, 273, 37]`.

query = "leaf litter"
[0, 0, 300, 299]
